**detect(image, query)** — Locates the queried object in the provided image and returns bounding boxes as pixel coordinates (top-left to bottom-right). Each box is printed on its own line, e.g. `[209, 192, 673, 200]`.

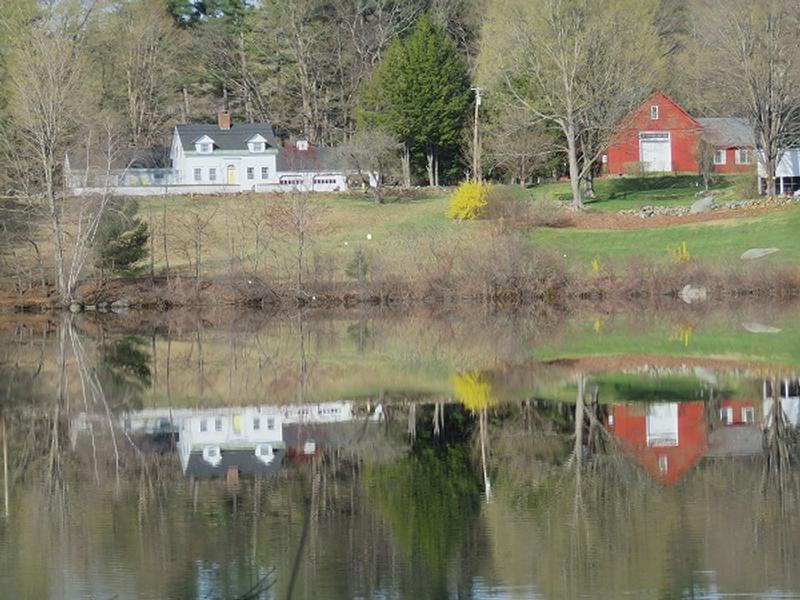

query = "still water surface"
[0, 307, 799, 599]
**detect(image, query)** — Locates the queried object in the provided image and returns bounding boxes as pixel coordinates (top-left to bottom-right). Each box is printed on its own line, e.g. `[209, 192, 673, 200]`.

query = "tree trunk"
[426, 146, 435, 187]
[765, 155, 777, 197]
[401, 144, 411, 188]
[566, 130, 583, 209]
[434, 147, 440, 187]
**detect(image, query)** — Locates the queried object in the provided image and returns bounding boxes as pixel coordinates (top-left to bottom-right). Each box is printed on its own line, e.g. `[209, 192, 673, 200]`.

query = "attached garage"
[639, 132, 672, 173]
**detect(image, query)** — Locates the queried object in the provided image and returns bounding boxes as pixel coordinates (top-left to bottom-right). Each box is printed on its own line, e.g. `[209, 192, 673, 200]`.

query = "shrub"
[345, 247, 369, 282]
[733, 172, 758, 199]
[448, 181, 489, 220]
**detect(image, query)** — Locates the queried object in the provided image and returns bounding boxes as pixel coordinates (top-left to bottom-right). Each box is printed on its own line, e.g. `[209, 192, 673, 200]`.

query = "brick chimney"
[217, 110, 231, 130]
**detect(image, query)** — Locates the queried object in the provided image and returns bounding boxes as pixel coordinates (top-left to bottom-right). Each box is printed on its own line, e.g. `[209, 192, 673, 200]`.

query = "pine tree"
[358, 15, 471, 187]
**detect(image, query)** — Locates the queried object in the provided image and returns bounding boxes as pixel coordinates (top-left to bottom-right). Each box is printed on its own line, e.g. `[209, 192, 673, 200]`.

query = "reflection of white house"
[762, 378, 800, 427]
[111, 401, 372, 477]
[178, 406, 285, 475]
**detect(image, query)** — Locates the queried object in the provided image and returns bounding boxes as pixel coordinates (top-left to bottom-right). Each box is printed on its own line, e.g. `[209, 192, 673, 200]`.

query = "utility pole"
[471, 86, 482, 182]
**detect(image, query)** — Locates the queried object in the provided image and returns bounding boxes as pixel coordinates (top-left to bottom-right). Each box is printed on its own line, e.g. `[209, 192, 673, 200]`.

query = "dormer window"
[650, 105, 659, 120]
[247, 134, 268, 153]
[194, 135, 215, 154]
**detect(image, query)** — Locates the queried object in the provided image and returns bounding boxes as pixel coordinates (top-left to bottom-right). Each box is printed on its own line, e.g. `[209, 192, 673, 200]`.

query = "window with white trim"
[193, 168, 202, 182]
[713, 149, 726, 165]
[214, 417, 222, 432]
[200, 418, 208, 432]
[720, 407, 733, 424]
[261, 166, 269, 180]
[249, 142, 265, 153]
[253, 416, 260, 430]
[267, 418, 275, 430]
[247, 167, 254, 180]
[650, 105, 659, 120]
[742, 407, 755, 424]
[735, 148, 751, 164]
[209, 167, 217, 182]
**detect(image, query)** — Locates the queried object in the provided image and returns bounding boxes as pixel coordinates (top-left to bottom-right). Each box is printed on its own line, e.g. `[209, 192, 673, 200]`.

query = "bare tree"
[109, 0, 186, 147]
[266, 193, 330, 293]
[334, 128, 401, 203]
[480, 0, 662, 208]
[482, 104, 556, 185]
[697, 139, 716, 191]
[175, 202, 219, 294]
[6, 15, 120, 304]
[691, 0, 800, 198]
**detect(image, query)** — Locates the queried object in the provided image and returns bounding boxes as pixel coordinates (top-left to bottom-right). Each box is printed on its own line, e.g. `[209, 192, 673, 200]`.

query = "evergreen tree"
[358, 15, 471, 186]
[94, 199, 150, 276]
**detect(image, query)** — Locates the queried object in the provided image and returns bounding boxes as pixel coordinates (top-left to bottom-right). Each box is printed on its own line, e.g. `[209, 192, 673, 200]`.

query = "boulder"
[740, 247, 780, 260]
[742, 322, 782, 333]
[678, 284, 707, 304]
[68, 302, 82, 313]
[690, 195, 716, 214]
[110, 298, 130, 309]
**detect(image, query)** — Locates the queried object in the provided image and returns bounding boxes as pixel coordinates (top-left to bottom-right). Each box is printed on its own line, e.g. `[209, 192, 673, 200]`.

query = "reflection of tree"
[365, 405, 480, 590]
[97, 335, 151, 413]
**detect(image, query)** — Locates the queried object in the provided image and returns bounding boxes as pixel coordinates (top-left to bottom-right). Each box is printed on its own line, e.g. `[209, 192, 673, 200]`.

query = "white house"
[66, 111, 349, 196]
[758, 149, 800, 195]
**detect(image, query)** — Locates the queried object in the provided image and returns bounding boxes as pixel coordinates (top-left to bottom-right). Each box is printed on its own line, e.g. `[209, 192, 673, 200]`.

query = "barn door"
[639, 132, 672, 172]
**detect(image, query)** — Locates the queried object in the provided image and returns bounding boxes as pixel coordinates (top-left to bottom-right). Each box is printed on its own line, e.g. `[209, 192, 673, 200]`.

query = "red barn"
[607, 401, 707, 485]
[605, 91, 754, 176]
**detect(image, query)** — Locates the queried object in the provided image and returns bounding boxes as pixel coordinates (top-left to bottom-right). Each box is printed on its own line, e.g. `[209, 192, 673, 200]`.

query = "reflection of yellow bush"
[453, 371, 495, 412]
[669, 323, 693, 347]
[448, 181, 489, 220]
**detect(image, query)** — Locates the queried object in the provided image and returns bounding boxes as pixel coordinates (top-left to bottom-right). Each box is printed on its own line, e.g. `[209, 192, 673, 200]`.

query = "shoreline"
[4, 268, 799, 314]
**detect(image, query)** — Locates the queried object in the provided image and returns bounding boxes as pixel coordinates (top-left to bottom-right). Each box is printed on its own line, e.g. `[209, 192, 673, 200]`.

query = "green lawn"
[529, 174, 753, 212]
[533, 208, 800, 271]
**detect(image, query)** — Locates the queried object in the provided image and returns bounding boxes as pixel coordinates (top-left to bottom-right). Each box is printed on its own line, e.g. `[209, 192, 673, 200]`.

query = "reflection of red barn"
[718, 400, 757, 426]
[607, 402, 707, 485]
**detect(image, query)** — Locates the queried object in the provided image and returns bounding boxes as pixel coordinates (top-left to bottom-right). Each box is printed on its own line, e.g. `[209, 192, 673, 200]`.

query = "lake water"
[1, 305, 799, 599]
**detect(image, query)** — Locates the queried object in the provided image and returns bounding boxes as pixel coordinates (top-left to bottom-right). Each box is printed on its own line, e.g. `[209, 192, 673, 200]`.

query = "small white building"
[758, 149, 800, 195]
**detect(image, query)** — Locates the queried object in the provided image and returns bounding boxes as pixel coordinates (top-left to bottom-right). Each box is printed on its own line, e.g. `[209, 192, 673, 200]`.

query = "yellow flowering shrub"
[447, 181, 489, 220]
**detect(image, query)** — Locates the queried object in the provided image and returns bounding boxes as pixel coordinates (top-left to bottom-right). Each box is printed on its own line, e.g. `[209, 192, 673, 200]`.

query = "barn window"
[658, 455, 668, 473]
[650, 105, 659, 120]
[736, 148, 750, 164]
[713, 150, 726, 165]
[742, 407, 755, 423]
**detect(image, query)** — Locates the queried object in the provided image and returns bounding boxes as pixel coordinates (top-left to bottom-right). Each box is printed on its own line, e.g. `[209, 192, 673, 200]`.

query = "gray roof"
[175, 122, 280, 151]
[698, 117, 753, 148]
[184, 448, 284, 478]
[276, 145, 341, 173]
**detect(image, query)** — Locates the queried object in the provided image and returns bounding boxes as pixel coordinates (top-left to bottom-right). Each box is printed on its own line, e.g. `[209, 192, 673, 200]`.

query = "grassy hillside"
[529, 174, 754, 212]
[532, 208, 800, 271]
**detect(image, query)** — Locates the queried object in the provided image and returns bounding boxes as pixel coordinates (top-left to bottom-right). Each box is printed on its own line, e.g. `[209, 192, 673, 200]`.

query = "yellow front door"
[226, 165, 236, 184]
